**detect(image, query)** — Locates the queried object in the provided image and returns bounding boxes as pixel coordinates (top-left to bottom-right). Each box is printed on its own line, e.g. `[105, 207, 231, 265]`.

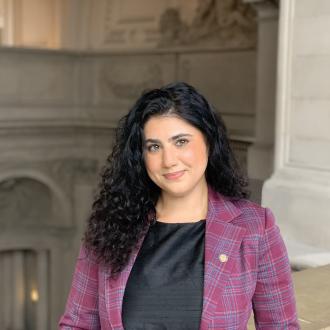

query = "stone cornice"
[243, 0, 279, 5]
[0, 118, 118, 130]
[0, 44, 256, 56]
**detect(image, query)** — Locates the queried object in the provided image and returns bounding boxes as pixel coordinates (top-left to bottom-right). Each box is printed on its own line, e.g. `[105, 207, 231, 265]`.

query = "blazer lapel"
[105, 230, 149, 330]
[200, 188, 246, 330]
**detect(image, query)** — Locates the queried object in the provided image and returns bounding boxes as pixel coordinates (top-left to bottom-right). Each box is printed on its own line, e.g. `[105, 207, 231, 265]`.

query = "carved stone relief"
[158, 0, 257, 49]
[0, 178, 52, 227]
[158, 8, 188, 47]
[102, 0, 168, 48]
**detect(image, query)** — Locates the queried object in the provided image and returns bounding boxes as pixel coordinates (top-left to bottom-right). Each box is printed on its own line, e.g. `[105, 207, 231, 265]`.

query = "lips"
[163, 170, 185, 180]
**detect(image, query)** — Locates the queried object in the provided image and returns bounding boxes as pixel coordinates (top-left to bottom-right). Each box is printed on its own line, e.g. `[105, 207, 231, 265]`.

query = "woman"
[59, 82, 299, 329]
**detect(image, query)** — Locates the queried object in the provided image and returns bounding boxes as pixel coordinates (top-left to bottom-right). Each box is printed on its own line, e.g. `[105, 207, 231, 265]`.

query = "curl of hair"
[84, 82, 248, 277]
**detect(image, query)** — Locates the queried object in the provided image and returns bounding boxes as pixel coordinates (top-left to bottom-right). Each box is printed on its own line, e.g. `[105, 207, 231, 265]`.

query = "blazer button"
[219, 254, 228, 263]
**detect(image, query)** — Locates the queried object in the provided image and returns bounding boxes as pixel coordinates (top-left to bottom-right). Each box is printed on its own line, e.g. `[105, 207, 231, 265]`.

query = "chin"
[162, 185, 195, 198]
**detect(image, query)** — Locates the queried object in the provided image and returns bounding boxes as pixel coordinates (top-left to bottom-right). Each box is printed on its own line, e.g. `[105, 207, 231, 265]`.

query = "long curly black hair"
[84, 82, 248, 276]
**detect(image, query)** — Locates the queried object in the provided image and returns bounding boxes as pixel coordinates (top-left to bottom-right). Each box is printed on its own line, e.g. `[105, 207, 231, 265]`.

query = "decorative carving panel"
[94, 54, 176, 106]
[158, 0, 257, 49]
[102, 0, 169, 49]
[0, 178, 52, 227]
[96, 0, 256, 50]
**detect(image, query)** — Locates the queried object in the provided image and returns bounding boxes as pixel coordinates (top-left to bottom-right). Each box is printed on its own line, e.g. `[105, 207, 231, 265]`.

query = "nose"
[162, 146, 178, 168]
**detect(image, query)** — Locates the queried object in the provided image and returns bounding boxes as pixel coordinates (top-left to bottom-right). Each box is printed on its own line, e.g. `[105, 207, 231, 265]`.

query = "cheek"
[183, 144, 208, 168]
[144, 154, 160, 174]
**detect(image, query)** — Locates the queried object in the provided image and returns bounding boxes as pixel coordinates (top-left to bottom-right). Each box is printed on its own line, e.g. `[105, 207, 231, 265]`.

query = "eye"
[146, 144, 160, 152]
[175, 138, 189, 147]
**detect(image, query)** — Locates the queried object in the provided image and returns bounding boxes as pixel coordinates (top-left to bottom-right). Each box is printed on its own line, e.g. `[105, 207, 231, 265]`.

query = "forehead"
[143, 115, 200, 137]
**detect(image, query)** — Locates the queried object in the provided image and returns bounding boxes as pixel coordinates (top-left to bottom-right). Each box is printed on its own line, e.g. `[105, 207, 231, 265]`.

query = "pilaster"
[262, 0, 330, 268]
[244, 0, 279, 181]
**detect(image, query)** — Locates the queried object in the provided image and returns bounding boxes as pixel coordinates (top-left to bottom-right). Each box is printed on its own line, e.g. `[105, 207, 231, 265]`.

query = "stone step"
[285, 239, 330, 270]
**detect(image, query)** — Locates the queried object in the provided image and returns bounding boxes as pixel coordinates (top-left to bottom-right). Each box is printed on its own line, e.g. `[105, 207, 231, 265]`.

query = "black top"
[122, 220, 205, 330]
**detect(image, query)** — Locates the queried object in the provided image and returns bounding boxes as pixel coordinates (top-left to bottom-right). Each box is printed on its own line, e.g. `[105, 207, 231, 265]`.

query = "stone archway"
[0, 176, 67, 330]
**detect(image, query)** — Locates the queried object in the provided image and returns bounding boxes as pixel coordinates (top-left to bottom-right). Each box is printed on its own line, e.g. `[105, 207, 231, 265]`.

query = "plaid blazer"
[59, 187, 299, 329]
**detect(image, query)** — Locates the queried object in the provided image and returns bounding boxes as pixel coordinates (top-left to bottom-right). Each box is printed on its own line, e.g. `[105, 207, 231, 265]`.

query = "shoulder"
[207, 187, 277, 236]
[76, 244, 100, 267]
[227, 197, 276, 236]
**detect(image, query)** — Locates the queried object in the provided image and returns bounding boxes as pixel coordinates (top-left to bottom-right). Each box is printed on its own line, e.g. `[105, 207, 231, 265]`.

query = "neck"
[156, 181, 208, 223]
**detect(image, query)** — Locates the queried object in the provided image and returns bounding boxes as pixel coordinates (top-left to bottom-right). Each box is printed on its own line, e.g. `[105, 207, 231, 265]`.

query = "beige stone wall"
[263, 0, 330, 267]
[0, 1, 261, 327]
[0, 45, 256, 329]
[289, 1, 330, 170]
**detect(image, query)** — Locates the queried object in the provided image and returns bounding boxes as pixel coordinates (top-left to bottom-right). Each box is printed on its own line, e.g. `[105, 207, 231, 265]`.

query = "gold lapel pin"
[219, 254, 228, 263]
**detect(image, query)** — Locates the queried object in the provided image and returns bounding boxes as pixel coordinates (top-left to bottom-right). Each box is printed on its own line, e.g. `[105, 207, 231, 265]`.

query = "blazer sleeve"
[59, 245, 101, 330]
[252, 208, 300, 329]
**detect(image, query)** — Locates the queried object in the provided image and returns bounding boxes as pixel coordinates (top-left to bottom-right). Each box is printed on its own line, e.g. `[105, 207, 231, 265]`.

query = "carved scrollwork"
[158, 8, 188, 47]
[158, 0, 257, 49]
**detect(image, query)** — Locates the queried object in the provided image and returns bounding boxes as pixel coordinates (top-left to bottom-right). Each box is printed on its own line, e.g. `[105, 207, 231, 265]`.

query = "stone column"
[263, 0, 330, 268]
[12, 251, 25, 330]
[2, 253, 12, 329]
[36, 250, 48, 330]
[243, 0, 279, 186]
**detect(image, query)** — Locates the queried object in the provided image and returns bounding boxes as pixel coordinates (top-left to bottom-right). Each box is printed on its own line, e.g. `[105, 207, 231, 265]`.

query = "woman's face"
[143, 115, 208, 198]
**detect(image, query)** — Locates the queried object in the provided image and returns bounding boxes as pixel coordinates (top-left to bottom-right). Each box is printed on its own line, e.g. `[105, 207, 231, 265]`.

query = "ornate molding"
[0, 158, 99, 229]
[103, 0, 158, 47]
[0, 178, 52, 227]
[158, 0, 257, 49]
[0, 158, 99, 201]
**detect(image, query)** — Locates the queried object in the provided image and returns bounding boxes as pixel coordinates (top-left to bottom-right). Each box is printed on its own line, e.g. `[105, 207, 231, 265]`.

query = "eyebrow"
[144, 133, 193, 144]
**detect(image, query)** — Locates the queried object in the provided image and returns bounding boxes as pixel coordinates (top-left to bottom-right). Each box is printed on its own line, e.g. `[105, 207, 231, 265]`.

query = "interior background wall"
[0, 1, 260, 328]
